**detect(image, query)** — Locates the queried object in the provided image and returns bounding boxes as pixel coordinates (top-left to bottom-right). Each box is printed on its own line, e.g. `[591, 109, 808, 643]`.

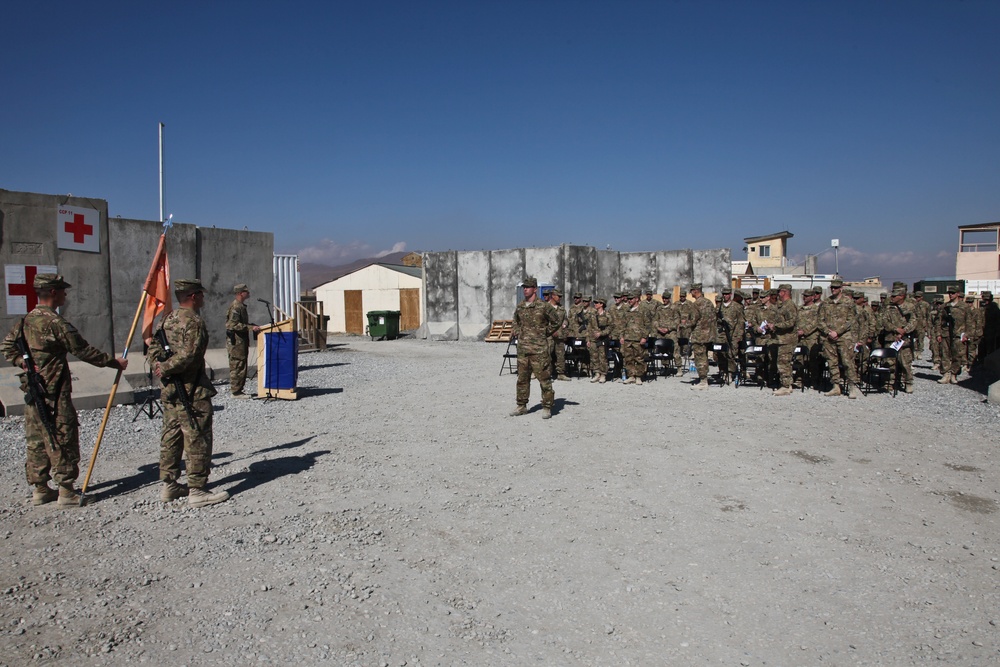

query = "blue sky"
[3, 1, 998, 286]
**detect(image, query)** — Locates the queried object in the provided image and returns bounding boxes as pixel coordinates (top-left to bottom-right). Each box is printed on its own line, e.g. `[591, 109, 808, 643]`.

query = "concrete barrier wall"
[0, 190, 115, 353]
[420, 244, 731, 341]
[2, 189, 273, 358]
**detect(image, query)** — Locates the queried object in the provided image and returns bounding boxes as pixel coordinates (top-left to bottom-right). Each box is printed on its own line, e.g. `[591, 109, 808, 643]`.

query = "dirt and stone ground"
[1, 337, 998, 666]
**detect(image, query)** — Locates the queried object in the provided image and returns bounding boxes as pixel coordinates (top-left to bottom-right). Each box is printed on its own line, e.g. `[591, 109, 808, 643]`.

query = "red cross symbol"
[64, 213, 94, 244]
[8, 266, 40, 312]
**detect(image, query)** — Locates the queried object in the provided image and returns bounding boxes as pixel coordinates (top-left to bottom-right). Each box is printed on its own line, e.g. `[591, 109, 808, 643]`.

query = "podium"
[256, 318, 298, 400]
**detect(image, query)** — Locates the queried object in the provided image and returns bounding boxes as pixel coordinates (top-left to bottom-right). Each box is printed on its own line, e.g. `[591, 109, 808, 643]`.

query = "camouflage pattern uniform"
[796, 290, 823, 387]
[880, 293, 917, 389]
[912, 294, 931, 358]
[770, 287, 799, 390]
[587, 300, 612, 380]
[966, 297, 983, 368]
[716, 292, 744, 377]
[548, 293, 570, 380]
[687, 286, 717, 382]
[148, 283, 218, 490]
[938, 291, 969, 381]
[512, 283, 562, 410]
[620, 297, 652, 382]
[1, 278, 117, 489]
[819, 282, 859, 392]
[225, 285, 254, 394]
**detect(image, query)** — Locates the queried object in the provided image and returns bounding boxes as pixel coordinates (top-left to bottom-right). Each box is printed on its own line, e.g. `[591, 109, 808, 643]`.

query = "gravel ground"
[1, 337, 999, 666]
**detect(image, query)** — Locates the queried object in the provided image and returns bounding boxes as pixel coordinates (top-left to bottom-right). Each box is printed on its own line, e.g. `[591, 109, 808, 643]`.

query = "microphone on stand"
[257, 298, 271, 305]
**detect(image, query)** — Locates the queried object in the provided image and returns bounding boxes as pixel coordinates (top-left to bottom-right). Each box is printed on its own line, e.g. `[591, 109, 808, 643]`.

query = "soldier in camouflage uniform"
[658, 291, 681, 369]
[880, 287, 917, 392]
[795, 287, 822, 389]
[148, 279, 230, 506]
[511, 277, 562, 418]
[716, 288, 743, 381]
[819, 279, 861, 398]
[980, 291, 1000, 362]
[764, 284, 798, 395]
[620, 293, 652, 384]
[937, 286, 970, 384]
[687, 283, 717, 389]
[1, 274, 128, 507]
[548, 289, 572, 381]
[912, 291, 931, 360]
[587, 298, 612, 383]
[225, 283, 260, 397]
[853, 292, 876, 359]
[965, 294, 983, 370]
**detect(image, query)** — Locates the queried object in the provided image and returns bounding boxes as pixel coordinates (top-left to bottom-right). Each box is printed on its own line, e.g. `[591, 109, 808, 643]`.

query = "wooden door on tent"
[399, 288, 421, 330]
[344, 290, 363, 334]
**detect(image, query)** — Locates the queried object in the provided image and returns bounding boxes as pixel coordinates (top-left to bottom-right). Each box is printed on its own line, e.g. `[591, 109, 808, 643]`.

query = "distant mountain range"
[300, 251, 410, 291]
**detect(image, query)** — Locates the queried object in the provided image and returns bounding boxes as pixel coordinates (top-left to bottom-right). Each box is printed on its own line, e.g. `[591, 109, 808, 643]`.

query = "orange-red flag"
[141, 234, 172, 341]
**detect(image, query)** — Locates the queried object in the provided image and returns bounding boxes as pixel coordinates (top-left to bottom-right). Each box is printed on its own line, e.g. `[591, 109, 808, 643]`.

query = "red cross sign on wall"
[5, 264, 58, 315]
[56, 205, 100, 253]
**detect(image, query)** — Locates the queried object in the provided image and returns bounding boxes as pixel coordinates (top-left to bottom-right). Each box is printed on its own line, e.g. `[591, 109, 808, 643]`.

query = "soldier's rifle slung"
[153, 327, 203, 436]
[15, 319, 61, 457]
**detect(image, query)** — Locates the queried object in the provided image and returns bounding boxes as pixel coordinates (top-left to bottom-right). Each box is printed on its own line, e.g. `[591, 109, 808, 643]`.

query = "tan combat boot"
[847, 383, 861, 400]
[823, 384, 842, 397]
[773, 386, 793, 396]
[937, 373, 953, 384]
[188, 487, 230, 508]
[32, 483, 58, 506]
[161, 481, 190, 502]
[635, 378, 644, 385]
[541, 408, 552, 419]
[56, 484, 82, 507]
[509, 405, 528, 417]
[590, 375, 601, 383]
[623, 377, 636, 385]
[691, 379, 708, 390]
[598, 376, 606, 384]
[904, 384, 914, 394]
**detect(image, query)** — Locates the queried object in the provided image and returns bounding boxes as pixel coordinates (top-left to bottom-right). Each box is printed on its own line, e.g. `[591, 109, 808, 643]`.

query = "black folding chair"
[499, 337, 518, 376]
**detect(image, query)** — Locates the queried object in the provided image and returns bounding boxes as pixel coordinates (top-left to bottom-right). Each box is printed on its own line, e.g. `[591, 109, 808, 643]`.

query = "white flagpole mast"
[159, 122, 165, 222]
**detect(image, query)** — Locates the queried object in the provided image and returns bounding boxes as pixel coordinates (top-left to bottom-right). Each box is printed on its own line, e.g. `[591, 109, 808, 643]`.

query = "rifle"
[153, 327, 203, 435]
[575, 309, 588, 334]
[14, 320, 61, 456]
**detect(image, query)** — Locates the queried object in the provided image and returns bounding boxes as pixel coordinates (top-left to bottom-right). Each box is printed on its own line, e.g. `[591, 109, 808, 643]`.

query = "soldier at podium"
[226, 283, 261, 398]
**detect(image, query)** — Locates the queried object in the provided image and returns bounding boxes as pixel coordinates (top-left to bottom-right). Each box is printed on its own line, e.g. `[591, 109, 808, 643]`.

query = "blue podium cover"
[262, 331, 298, 391]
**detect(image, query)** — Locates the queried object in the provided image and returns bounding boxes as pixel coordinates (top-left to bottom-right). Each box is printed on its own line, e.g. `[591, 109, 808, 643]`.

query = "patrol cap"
[830, 279, 844, 288]
[965, 294, 975, 302]
[751, 288, 761, 294]
[842, 288, 854, 297]
[174, 278, 205, 296]
[811, 286, 823, 295]
[982, 291, 993, 300]
[913, 290, 923, 297]
[595, 297, 606, 305]
[722, 287, 733, 294]
[583, 294, 592, 302]
[644, 289, 653, 295]
[550, 288, 563, 297]
[854, 292, 867, 301]
[690, 283, 703, 291]
[233, 283, 249, 294]
[778, 283, 792, 291]
[891, 287, 906, 297]
[739, 290, 751, 299]
[879, 292, 888, 299]
[678, 289, 687, 297]
[661, 290, 671, 298]
[945, 285, 960, 293]
[573, 292, 582, 299]
[33, 273, 71, 290]
[522, 276, 538, 287]
[892, 281, 906, 290]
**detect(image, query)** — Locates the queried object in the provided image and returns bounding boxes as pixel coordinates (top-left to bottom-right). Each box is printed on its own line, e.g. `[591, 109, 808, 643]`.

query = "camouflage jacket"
[688, 296, 717, 344]
[880, 303, 915, 343]
[1, 306, 115, 398]
[795, 302, 821, 344]
[513, 299, 561, 354]
[771, 299, 799, 345]
[548, 302, 570, 340]
[717, 301, 745, 345]
[147, 306, 217, 402]
[655, 304, 680, 335]
[854, 305, 876, 344]
[620, 306, 652, 341]
[225, 298, 252, 341]
[819, 295, 858, 339]
[940, 300, 969, 339]
[587, 309, 612, 343]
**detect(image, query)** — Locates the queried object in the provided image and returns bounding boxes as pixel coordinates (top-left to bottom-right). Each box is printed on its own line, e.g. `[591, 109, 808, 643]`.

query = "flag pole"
[80, 230, 169, 503]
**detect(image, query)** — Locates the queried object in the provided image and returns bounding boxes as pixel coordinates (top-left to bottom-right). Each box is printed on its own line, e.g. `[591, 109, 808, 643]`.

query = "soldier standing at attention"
[148, 279, 229, 506]
[511, 277, 561, 418]
[716, 287, 743, 382]
[881, 287, 917, 393]
[765, 284, 799, 395]
[687, 283, 717, 389]
[587, 297, 612, 383]
[226, 283, 261, 398]
[965, 294, 983, 370]
[548, 289, 571, 381]
[912, 291, 931, 360]
[819, 279, 861, 398]
[936, 286, 969, 384]
[620, 292, 651, 385]
[1, 274, 128, 507]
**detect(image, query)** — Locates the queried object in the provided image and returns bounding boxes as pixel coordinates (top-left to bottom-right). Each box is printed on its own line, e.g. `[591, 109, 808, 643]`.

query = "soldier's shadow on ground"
[549, 398, 579, 415]
[296, 386, 344, 398]
[211, 449, 330, 497]
[298, 361, 350, 371]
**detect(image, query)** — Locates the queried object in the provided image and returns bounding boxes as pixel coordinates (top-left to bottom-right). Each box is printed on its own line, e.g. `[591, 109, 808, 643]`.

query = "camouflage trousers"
[823, 335, 859, 385]
[622, 341, 646, 381]
[893, 346, 914, 385]
[516, 352, 554, 409]
[553, 337, 567, 377]
[590, 340, 609, 376]
[227, 335, 250, 394]
[691, 341, 710, 380]
[940, 336, 967, 376]
[913, 329, 926, 356]
[159, 398, 214, 489]
[24, 391, 80, 486]
[773, 342, 795, 388]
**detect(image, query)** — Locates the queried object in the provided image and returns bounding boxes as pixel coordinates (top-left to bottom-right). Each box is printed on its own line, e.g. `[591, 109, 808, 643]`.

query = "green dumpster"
[366, 310, 401, 340]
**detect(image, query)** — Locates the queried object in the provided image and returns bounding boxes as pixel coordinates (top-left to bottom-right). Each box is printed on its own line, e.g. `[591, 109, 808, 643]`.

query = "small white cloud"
[374, 241, 407, 258]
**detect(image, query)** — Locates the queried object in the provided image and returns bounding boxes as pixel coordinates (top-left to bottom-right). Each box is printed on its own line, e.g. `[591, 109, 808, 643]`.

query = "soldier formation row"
[510, 277, 999, 416]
